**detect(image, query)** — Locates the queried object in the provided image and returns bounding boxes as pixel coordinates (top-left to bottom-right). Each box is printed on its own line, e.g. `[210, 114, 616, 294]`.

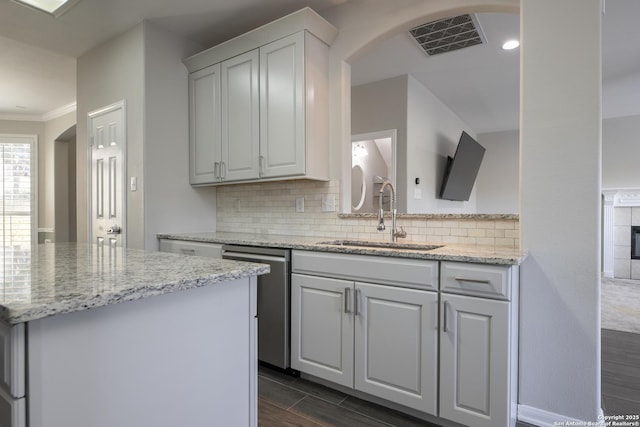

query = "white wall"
[406, 75, 477, 213]
[54, 134, 76, 242]
[351, 76, 408, 211]
[602, 114, 640, 189]
[519, 0, 601, 421]
[77, 24, 145, 248]
[44, 111, 76, 234]
[476, 129, 519, 213]
[142, 22, 216, 251]
[77, 22, 217, 250]
[351, 75, 477, 213]
[457, 115, 640, 214]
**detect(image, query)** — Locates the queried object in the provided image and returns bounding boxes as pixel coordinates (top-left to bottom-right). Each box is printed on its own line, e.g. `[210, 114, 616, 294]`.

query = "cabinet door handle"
[354, 289, 361, 316]
[259, 155, 265, 177]
[344, 287, 351, 314]
[214, 162, 220, 180]
[454, 276, 491, 284]
[221, 161, 226, 180]
[443, 300, 449, 332]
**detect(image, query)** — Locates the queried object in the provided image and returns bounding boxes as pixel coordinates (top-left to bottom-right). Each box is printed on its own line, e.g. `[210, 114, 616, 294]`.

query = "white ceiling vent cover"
[409, 14, 486, 56]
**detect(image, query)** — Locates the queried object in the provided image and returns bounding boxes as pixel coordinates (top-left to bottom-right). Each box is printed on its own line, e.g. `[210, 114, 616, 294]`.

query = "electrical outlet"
[295, 197, 305, 213]
[322, 195, 336, 212]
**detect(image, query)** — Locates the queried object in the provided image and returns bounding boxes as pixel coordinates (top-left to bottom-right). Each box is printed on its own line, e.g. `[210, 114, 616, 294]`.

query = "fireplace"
[603, 189, 640, 279]
[632, 226, 640, 260]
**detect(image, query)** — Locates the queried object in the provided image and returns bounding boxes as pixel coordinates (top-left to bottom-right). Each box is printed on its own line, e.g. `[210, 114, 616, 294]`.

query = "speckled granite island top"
[0, 243, 269, 325]
[157, 231, 528, 265]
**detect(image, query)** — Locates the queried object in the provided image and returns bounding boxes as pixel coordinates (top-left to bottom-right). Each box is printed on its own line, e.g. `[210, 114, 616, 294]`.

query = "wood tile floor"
[258, 366, 538, 426]
[258, 329, 640, 426]
[602, 328, 640, 415]
[257, 365, 438, 426]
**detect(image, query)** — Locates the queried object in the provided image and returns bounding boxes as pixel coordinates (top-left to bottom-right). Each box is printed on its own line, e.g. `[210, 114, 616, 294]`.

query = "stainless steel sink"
[317, 239, 443, 251]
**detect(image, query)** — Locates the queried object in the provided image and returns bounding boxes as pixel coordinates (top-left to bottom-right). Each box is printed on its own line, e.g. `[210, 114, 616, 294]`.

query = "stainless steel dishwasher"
[222, 245, 292, 371]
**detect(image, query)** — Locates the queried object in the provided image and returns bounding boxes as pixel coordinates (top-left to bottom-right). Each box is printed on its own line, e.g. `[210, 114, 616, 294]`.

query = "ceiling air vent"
[409, 14, 486, 56]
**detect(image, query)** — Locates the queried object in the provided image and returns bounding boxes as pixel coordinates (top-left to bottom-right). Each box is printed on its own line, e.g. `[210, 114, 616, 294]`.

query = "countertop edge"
[1, 257, 269, 325]
[157, 233, 527, 265]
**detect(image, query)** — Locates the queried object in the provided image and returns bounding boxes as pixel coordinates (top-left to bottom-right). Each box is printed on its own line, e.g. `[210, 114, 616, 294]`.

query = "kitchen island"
[0, 243, 269, 427]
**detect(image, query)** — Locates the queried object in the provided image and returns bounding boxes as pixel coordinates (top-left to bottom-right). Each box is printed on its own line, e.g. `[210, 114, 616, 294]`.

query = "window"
[1, 135, 36, 297]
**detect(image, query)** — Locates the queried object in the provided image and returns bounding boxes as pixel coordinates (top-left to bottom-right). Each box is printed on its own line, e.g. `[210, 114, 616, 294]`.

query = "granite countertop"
[157, 231, 528, 265]
[0, 243, 269, 325]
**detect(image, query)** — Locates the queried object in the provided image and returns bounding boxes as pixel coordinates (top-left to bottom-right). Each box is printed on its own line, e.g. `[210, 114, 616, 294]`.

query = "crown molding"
[41, 102, 77, 121]
[0, 102, 76, 122]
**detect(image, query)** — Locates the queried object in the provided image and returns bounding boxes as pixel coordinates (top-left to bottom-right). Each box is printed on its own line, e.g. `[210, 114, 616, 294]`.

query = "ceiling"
[0, 0, 638, 132]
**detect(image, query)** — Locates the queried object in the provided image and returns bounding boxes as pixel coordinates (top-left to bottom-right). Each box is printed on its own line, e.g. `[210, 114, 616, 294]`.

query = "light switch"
[130, 176, 137, 192]
[414, 188, 422, 199]
[295, 197, 305, 213]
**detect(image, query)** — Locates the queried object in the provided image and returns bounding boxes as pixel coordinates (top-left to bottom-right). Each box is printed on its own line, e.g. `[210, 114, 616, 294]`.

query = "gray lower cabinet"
[439, 261, 519, 427]
[292, 252, 519, 427]
[354, 282, 438, 414]
[291, 251, 439, 415]
[158, 238, 223, 258]
[0, 322, 25, 427]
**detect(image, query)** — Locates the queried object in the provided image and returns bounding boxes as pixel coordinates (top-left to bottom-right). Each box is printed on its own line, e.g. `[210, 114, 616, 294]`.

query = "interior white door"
[89, 102, 126, 248]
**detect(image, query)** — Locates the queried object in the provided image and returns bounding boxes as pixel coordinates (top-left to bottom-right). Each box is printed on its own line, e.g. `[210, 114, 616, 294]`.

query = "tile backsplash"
[216, 179, 520, 247]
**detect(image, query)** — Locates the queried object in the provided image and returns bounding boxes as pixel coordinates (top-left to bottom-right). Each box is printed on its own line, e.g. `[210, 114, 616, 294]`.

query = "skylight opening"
[11, 0, 81, 17]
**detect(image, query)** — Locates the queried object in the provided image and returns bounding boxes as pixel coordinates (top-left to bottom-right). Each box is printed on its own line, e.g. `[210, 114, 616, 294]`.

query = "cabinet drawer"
[440, 262, 515, 300]
[0, 323, 25, 399]
[292, 251, 438, 290]
[159, 239, 223, 259]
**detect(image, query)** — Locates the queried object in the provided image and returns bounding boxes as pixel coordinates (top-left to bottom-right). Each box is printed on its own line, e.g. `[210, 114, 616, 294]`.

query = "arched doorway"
[54, 124, 76, 242]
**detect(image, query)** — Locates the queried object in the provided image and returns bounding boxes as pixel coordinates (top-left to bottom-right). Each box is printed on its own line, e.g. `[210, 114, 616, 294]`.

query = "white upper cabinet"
[259, 33, 305, 179]
[184, 8, 336, 186]
[221, 50, 260, 182]
[188, 64, 221, 185]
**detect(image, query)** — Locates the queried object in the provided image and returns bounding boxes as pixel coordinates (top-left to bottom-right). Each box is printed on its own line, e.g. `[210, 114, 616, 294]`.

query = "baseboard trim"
[518, 404, 605, 427]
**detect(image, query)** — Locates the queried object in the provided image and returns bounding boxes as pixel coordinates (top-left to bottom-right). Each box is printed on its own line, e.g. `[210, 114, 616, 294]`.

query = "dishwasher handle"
[222, 252, 287, 263]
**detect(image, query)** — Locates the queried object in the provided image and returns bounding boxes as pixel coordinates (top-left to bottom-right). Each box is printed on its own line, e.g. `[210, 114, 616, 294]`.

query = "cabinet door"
[440, 293, 510, 427]
[189, 64, 221, 185]
[354, 283, 438, 415]
[0, 388, 25, 427]
[291, 274, 354, 387]
[221, 49, 260, 182]
[259, 32, 305, 178]
[0, 322, 25, 399]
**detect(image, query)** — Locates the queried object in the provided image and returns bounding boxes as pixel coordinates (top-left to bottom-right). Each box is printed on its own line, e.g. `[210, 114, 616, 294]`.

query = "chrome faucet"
[377, 180, 407, 242]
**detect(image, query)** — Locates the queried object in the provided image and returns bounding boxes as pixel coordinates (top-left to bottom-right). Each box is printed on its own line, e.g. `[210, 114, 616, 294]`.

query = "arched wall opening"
[54, 124, 77, 242]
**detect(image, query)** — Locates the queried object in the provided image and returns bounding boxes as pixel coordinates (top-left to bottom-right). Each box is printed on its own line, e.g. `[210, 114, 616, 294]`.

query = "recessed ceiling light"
[10, 0, 81, 17]
[502, 39, 520, 50]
